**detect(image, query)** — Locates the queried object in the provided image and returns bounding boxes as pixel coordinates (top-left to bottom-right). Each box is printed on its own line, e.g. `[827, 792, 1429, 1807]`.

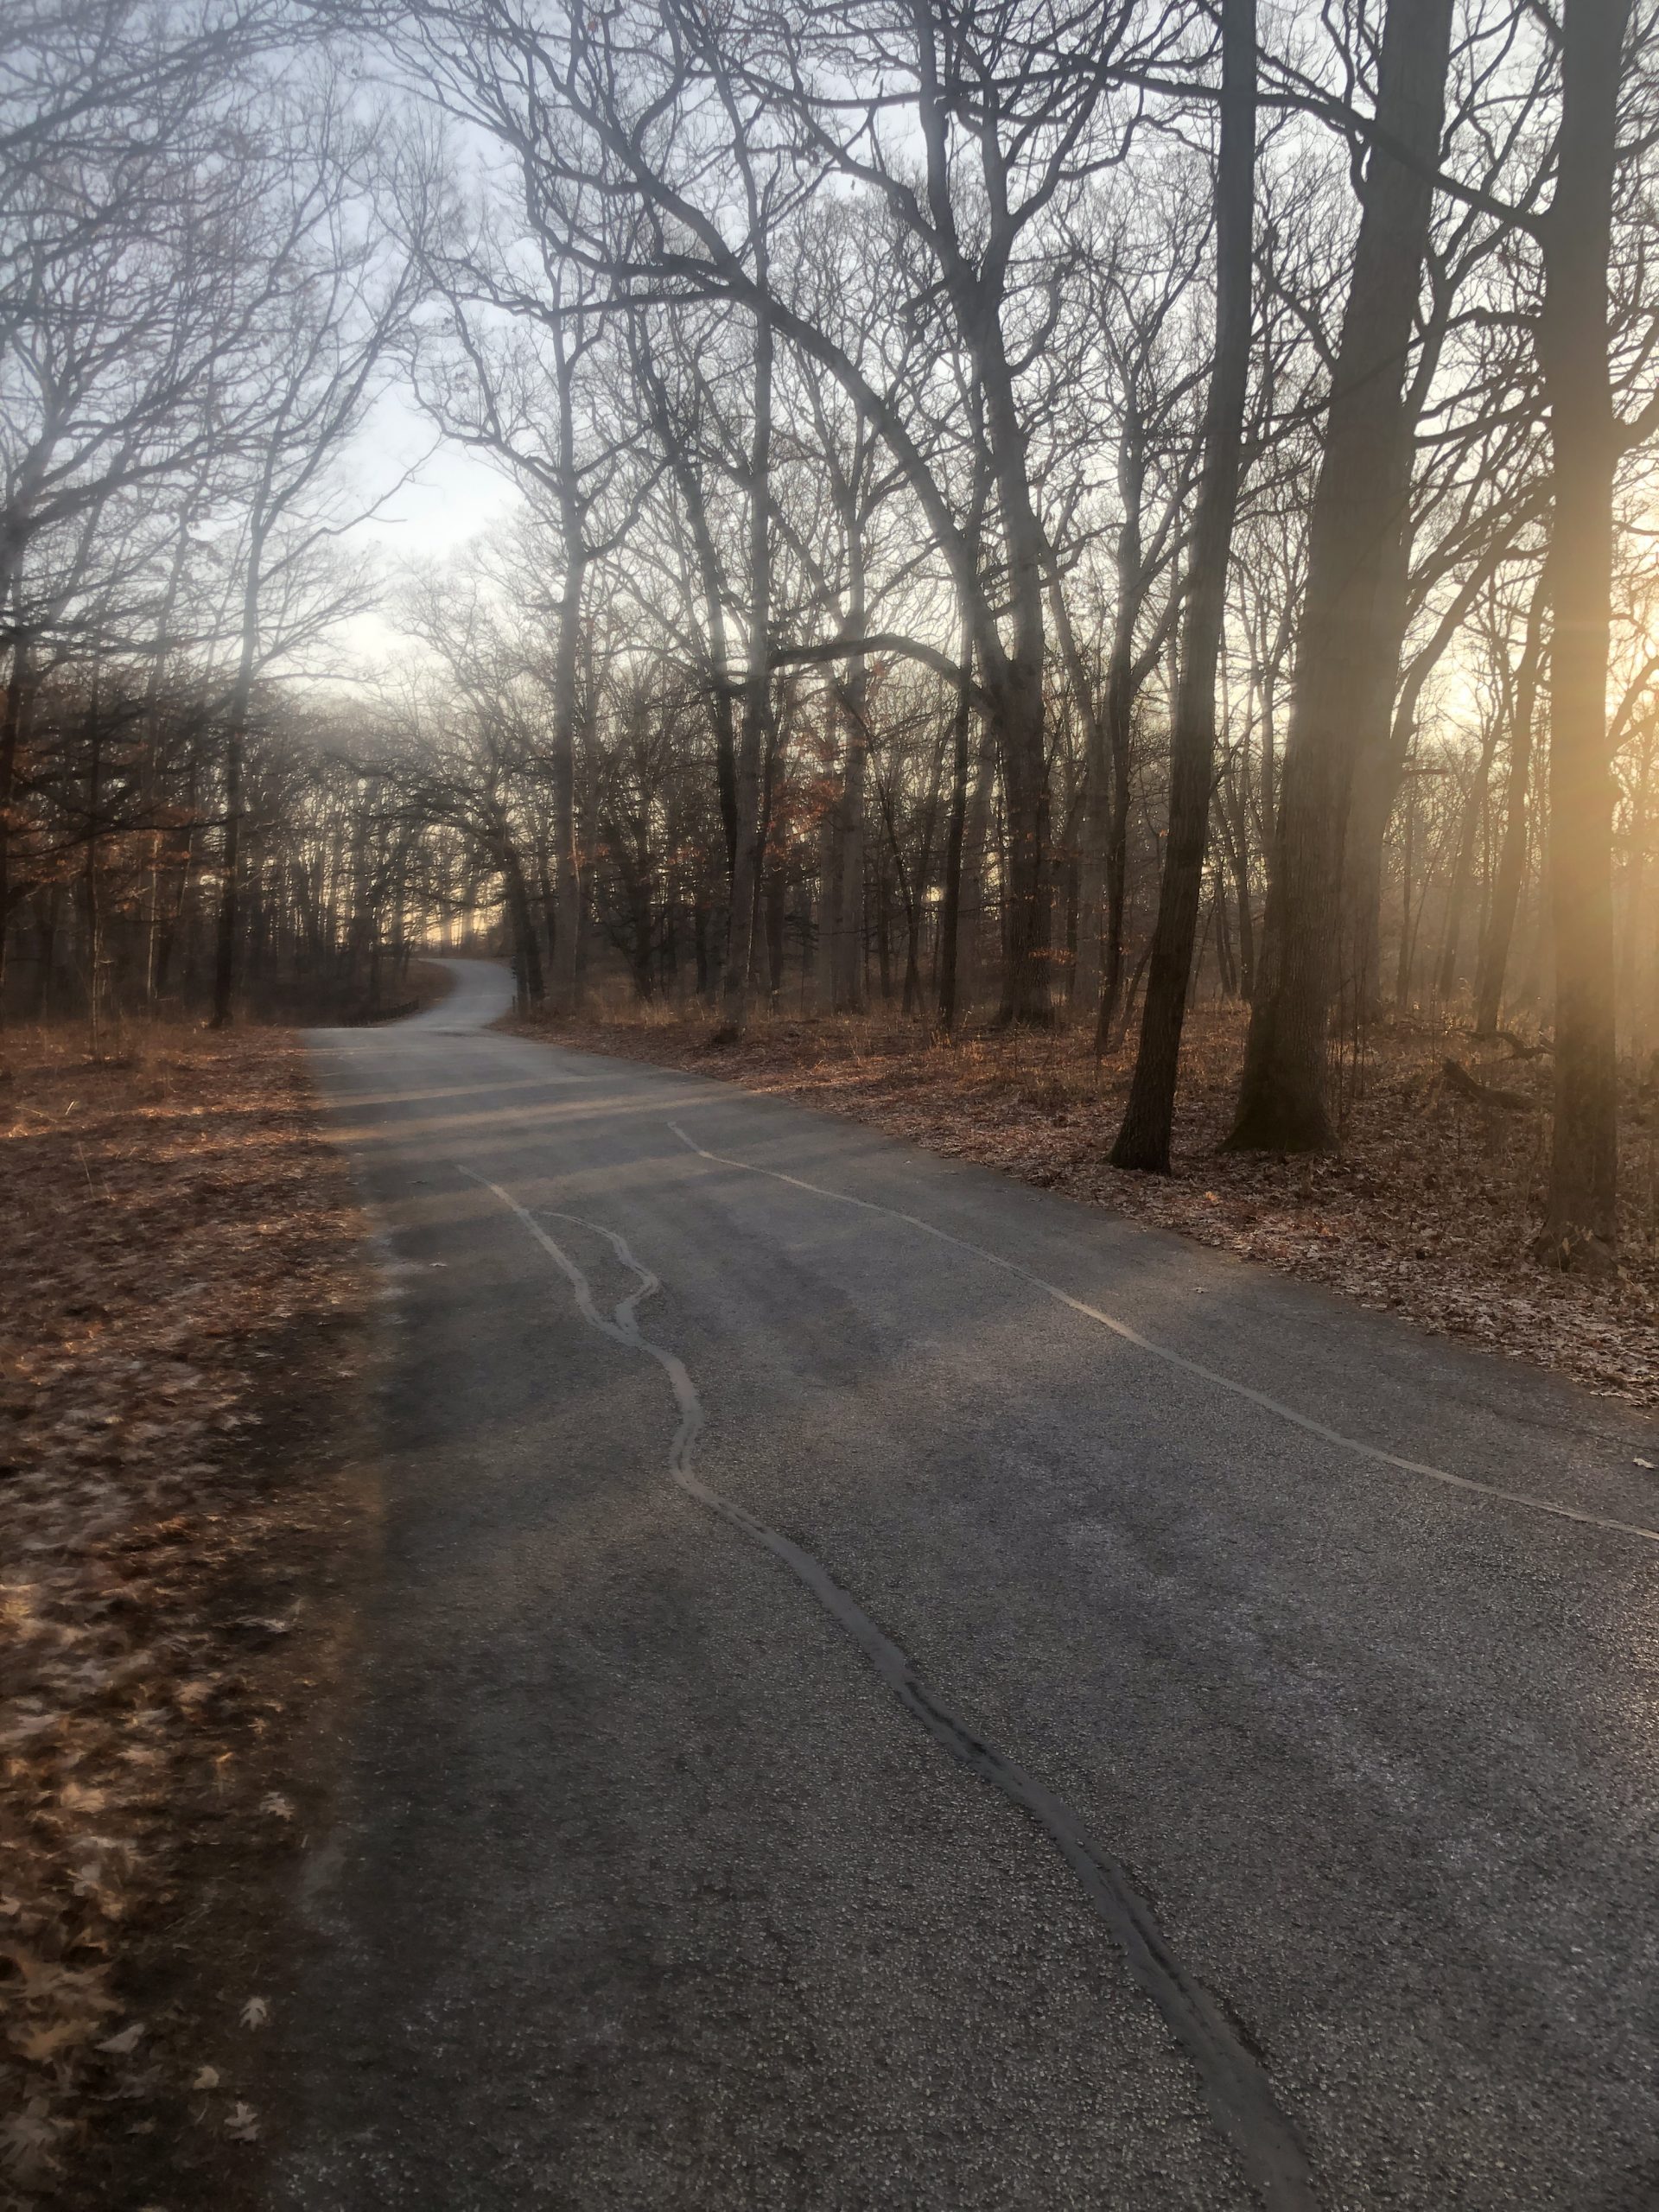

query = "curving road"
[279, 957, 1659, 2211]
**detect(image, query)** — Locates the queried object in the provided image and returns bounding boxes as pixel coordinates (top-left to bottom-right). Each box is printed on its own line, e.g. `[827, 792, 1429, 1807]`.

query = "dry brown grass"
[0, 1020, 372, 2208]
[512, 994, 1659, 1407]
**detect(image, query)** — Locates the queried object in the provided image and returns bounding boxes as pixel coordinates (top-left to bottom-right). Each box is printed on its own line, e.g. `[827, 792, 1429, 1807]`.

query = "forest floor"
[0, 1019, 376, 2210]
[510, 995, 1659, 1409]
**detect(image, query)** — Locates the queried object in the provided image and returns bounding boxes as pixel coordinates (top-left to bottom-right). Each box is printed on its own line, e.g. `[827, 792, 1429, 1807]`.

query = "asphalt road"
[278, 957, 1659, 2211]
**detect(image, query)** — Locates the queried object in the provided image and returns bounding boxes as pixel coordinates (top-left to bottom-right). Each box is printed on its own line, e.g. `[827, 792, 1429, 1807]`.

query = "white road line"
[460, 1163, 1320, 2211]
[666, 1122, 1659, 1550]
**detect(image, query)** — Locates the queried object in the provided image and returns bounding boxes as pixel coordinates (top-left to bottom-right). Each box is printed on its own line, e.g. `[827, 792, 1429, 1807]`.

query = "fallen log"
[1440, 1058, 1535, 1111]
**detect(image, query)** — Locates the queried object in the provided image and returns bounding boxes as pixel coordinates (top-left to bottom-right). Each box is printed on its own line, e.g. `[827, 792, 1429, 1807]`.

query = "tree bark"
[832, 543, 869, 1014]
[549, 545, 587, 1014]
[0, 616, 32, 1021]
[501, 840, 545, 1014]
[1099, 416, 1146, 1041]
[1112, 0, 1256, 1172]
[967, 285, 1052, 1025]
[1535, 0, 1629, 1270]
[938, 618, 975, 1032]
[1336, 511, 1413, 1026]
[953, 711, 997, 1022]
[211, 551, 264, 1032]
[721, 305, 775, 1029]
[1050, 574, 1108, 1021]
[548, 308, 589, 1016]
[1226, 0, 1454, 1149]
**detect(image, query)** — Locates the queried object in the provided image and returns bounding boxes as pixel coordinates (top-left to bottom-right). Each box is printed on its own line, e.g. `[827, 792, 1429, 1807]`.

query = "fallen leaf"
[98, 2020, 145, 2055]
[12, 2018, 94, 2063]
[258, 1791, 296, 1821]
[1, 1949, 116, 2010]
[239, 1996, 269, 2030]
[0, 2095, 65, 2183]
[191, 2064, 219, 2091]
[224, 2101, 259, 2142]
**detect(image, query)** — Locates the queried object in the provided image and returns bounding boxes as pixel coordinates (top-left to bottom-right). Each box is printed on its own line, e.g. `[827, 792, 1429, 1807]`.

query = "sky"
[333, 385, 520, 674]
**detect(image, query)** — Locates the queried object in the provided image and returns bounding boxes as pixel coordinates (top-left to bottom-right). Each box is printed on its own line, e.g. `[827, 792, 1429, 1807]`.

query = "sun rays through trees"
[7, 0, 1659, 1268]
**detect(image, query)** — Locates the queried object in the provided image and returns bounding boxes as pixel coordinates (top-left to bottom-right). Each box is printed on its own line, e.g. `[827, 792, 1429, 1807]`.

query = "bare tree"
[1228, 0, 1456, 1150]
[208, 87, 415, 1026]
[1533, 0, 1633, 1268]
[1112, 0, 1256, 1173]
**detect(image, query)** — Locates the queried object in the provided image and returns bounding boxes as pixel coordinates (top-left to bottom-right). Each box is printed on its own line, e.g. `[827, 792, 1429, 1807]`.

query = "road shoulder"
[0, 1024, 379, 2209]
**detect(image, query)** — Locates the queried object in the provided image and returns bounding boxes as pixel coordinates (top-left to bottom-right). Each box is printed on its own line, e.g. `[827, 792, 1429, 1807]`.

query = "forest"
[10, 4, 1659, 2199]
[6, 0, 1659, 1273]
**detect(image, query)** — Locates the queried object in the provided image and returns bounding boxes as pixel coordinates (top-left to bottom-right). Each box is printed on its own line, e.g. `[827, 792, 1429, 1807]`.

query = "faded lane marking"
[461, 1164, 1319, 2212]
[666, 1122, 1659, 1549]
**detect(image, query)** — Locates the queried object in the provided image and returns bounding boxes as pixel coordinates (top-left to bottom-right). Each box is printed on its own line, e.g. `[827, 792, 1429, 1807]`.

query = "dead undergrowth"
[0, 1020, 372, 2208]
[511, 996, 1659, 1408]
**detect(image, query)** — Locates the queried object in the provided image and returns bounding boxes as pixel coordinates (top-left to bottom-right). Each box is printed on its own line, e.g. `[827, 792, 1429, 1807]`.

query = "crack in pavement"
[665, 1121, 1659, 1551]
[460, 1163, 1319, 2212]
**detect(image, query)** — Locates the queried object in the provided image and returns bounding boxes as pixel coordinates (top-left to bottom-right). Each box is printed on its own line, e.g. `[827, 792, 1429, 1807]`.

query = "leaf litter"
[0, 1023, 368, 2203]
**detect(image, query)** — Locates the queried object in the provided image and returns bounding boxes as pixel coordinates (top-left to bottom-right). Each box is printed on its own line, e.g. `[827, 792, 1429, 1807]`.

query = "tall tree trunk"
[1436, 714, 1501, 1001]
[875, 855, 893, 1001]
[809, 763, 834, 1013]
[211, 725, 247, 1030]
[977, 356, 1052, 1025]
[833, 553, 869, 1014]
[212, 534, 266, 1031]
[0, 620, 32, 1021]
[1050, 577, 1109, 1020]
[1218, 739, 1256, 998]
[550, 540, 588, 1014]
[639, 328, 740, 883]
[938, 620, 975, 1032]
[501, 841, 545, 1014]
[1625, 729, 1657, 1053]
[1337, 512, 1414, 1025]
[954, 711, 997, 1023]
[985, 663, 1050, 1023]
[1099, 418, 1146, 1040]
[83, 696, 104, 1050]
[1348, 517, 1534, 1023]
[683, 473, 739, 915]
[35, 883, 60, 1019]
[765, 842, 786, 1001]
[902, 712, 946, 1015]
[818, 687, 842, 1010]
[1214, 872, 1237, 998]
[722, 308, 775, 1029]
[1535, 0, 1629, 1269]
[1112, 0, 1256, 1172]
[1476, 575, 1549, 1037]
[1227, 0, 1454, 1148]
